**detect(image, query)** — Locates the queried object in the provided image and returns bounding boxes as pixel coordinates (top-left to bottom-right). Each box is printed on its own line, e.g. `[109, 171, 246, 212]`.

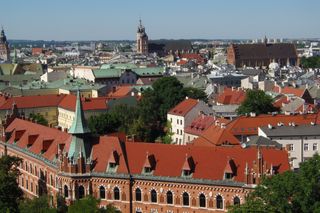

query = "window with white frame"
[304, 143, 309, 151]
[288, 144, 294, 151]
[313, 143, 318, 151]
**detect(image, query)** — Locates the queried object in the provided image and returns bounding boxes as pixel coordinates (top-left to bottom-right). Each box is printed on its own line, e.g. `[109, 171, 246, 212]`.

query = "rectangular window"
[180, 120, 182, 125]
[313, 143, 318, 151]
[179, 139, 182, 144]
[288, 144, 294, 151]
[180, 130, 183, 135]
[188, 136, 190, 142]
[176, 138, 178, 143]
[177, 119, 179, 124]
[304, 143, 309, 151]
[176, 129, 179, 134]
[26, 180, 28, 190]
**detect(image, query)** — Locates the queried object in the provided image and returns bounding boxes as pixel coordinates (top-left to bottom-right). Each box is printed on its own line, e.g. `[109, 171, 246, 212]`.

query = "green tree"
[301, 56, 320, 68]
[29, 113, 49, 126]
[57, 195, 68, 213]
[183, 87, 208, 102]
[19, 196, 56, 213]
[237, 90, 279, 115]
[229, 154, 320, 213]
[67, 196, 119, 213]
[0, 155, 23, 213]
[161, 121, 173, 144]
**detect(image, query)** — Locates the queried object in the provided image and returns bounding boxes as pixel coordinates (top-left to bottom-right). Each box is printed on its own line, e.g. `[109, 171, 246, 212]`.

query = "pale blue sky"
[0, 0, 319, 40]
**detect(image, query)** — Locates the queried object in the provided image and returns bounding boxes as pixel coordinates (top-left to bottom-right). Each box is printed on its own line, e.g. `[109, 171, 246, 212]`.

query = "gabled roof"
[192, 113, 318, 146]
[58, 95, 108, 112]
[185, 115, 227, 136]
[107, 86, 134, 98]
[168, 98, 198, 116]
[281, 87, 305, 97]
[6, 118, 71, 161]
[216, 88, 246, 105]
[0, 94, 66, 110]
[125, 142, 289, 182]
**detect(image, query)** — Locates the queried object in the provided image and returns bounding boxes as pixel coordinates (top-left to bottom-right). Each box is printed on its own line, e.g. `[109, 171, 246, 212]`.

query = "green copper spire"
[67, 90, 91, 161]
[68, 90, 90, 134]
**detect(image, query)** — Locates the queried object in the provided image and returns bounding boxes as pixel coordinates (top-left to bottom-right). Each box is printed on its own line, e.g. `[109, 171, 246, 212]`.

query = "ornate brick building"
[227, 40, 298, 68]
[136, 19, 148, 54]
[0, 27, 10, 62]
[0, 91, 290, 213]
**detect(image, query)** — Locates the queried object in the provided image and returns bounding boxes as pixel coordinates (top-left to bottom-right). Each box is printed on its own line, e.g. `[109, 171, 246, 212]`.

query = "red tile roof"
[193, 113, 318, 146]
[125, 142, 289, 182]
[58, 95, 108, 111]
[0, 94, 66, 110]
[91, 136, 129, 174]
[185, 115, 228, 136]
[107, 86, 133, 98]
[168, 98, 198, 116]
[281, 87, 305, 97]
[273, 96, 289, 108]
[180, 53, 205, 64]
[216, 88, 246, 105]
[6, 118, 71, 161]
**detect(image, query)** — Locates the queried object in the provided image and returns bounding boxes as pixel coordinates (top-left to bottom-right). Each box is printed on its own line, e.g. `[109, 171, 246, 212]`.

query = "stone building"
[136, 19, 148, 54]
[0, 28, 10, 62]
[0, 91, 290, 213]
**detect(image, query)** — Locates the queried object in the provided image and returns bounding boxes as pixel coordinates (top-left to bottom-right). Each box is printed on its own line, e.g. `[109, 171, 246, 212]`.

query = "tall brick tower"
[136, 19, 148, 54]
[0, 27, 10, 62]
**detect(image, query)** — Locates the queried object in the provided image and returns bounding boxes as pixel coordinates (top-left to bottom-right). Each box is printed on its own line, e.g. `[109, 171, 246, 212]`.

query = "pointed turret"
[67, 91, 91, 161]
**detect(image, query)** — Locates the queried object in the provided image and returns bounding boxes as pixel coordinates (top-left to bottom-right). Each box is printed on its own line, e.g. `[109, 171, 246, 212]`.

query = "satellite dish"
[241, 143, 247, 149]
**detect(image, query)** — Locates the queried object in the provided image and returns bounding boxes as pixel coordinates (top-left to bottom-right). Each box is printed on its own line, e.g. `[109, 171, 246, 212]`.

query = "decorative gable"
[181, 155, 195, 177]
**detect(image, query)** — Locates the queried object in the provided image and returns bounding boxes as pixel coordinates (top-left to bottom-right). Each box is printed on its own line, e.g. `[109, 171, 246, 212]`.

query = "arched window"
[64, 185, 68, 198]
[233, 196, 240, 205]
[151, 189, 157, 203]
[30, 164, 33, 174]
[99, 186, 105, 199]
[78, 185, 85, 199]
[114, 187, 120, 200]
[183, 192, 189, 206]
[216, 195, 223, 209]
[199, 193, 206, 207]
[135, 188, 141, 201]
[166, 191, 173, 204]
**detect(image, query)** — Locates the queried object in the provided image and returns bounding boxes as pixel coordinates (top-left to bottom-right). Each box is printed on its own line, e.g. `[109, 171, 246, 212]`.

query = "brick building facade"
[0, 92, 290, 213]
[227, 41, 298, 68]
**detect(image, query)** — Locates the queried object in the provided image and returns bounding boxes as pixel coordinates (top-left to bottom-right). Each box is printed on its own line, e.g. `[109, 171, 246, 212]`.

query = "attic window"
[224, 172, 233, 180]
[142, 153, 155, 175]
[107, 150, 119, 173]
[181, 155, 194, 178]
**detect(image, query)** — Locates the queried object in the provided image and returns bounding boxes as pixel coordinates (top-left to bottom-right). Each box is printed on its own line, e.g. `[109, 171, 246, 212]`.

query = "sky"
[0, 0, 319, 41]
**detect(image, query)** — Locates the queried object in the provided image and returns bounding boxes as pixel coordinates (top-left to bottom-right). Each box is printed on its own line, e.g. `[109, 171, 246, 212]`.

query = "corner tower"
[0, 27, 10, 62]
[136, 19, 148, 54]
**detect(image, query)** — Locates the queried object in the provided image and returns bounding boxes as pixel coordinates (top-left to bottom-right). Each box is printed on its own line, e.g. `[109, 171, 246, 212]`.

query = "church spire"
[68, 90, 90, 134]
[67, 90, 91, 161]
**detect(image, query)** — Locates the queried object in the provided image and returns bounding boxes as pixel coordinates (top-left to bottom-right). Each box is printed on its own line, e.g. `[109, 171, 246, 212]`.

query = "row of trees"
[88, 77, 207, 142]
[230, 154, 320, 213]
[0, 155, 119, 213]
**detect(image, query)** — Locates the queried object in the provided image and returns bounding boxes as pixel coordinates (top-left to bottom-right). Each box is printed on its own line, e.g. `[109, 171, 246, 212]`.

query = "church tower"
[136, 19, 148, 54]
[0, 27, 10, 62]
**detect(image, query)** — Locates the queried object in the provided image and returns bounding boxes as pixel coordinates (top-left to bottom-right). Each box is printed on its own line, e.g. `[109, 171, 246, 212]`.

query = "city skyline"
[0, 0, 319, 41]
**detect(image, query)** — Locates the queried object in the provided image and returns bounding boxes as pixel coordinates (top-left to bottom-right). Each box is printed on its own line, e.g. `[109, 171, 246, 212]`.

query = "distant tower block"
[0, 27, 10, 62]
[136, 19, 148, 54]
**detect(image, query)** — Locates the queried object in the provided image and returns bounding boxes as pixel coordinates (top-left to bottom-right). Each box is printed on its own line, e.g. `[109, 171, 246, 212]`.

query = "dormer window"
[142, 153, 155, 175]
[107, 150, 119, 173]
[224, 159, 236, 180]
[181, 155, 194, 178]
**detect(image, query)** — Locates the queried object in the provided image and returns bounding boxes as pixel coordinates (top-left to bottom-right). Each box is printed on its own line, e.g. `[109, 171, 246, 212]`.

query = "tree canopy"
[88, 76, 208, 142]
[29, 113, 49, 126]
[0, 155, 23, 213]
[229, 154, 320, 213]
[300, 56, 320, 68]
[237, 89, 279, 115]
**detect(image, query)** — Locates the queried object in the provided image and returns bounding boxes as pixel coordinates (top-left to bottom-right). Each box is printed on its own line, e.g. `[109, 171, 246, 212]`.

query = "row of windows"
[288, 143, 318, 151]
[176, 129, 183, 135]
[20, 161, 56, 187]
[93, 186, 240, 209]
